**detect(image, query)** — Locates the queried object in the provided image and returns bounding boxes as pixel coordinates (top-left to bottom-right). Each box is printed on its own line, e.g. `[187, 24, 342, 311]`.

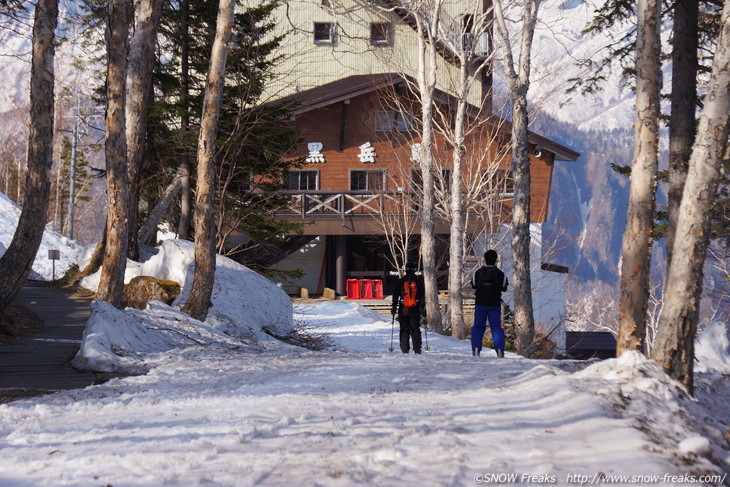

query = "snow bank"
[695, 321, 730, 374]
[73, 300, 243, 374]
[74, 239, 295, 373]
[81, 240, 293, 334]
[573, 351, 729, 473]
[151, 239, 295, 336]
[0, 192, 84, 280]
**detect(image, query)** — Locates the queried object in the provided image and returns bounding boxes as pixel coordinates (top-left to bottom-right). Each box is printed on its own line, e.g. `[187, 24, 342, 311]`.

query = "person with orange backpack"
[391, 262, 425, 354]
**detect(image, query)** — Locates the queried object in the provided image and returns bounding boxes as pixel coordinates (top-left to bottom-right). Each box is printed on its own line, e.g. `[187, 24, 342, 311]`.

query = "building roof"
[279, 73, 405, 114]
[279, 73, 581, 162]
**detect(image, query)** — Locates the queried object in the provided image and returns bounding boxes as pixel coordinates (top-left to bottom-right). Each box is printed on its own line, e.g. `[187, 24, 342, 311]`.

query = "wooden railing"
[279, 190, 420, 219]
[275, 190, 510, 219]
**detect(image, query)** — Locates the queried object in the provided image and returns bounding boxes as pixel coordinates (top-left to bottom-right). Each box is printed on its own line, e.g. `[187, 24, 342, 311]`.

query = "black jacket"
[472, 265, 508, 306]
[391, 272, 425, 316]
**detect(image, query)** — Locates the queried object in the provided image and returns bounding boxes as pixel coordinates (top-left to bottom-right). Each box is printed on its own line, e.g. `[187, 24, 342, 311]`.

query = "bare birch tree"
[372, 147, 421, 277]
[375, 76, 508, 339]
[493, 0, 540, 355]
[651, 0, 730, 393]
[0, 0, 58, 318]
[411, 0, 444, 333]
[97, 0, 132, 308]
[616, 0, 662, 355]
[126, 0, 164, 260]
[434, 5, 495, 339]
[181, 0, 236, 321]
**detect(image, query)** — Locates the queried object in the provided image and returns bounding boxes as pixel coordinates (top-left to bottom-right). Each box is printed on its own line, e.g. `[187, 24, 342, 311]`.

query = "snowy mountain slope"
[0, 5, 101, 118]
[530, 0, 673, 132]
[0, 27, 30, 115]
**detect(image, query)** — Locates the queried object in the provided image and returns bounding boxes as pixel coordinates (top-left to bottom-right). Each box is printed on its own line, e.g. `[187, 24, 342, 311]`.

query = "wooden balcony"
[278, 190, 420, 218]
[270, 190, 512, 236]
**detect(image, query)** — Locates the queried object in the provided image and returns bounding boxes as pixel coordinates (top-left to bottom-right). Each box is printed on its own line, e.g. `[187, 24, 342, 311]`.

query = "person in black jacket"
[471, 249, 509, 357]
[391, 262, 425, 354]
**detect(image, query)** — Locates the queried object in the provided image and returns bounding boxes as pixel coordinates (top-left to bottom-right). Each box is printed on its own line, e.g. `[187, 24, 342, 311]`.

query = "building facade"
[241, 0, 579, 314]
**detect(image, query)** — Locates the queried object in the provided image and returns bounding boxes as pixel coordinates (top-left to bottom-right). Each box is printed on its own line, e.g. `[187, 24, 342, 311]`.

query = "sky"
[1, 192, 729, 487]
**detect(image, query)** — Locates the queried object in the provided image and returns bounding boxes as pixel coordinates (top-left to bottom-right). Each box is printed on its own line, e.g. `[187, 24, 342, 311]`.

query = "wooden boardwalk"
[0, 283, 99, 399]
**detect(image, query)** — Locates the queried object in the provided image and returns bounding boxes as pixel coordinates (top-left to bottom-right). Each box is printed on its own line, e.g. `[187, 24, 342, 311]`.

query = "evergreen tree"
[145, 1, 303, 276]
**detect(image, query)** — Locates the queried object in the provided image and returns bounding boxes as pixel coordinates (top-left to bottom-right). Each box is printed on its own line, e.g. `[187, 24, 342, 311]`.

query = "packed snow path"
[0, 301, 726, 486]
[0, 350, 678, 486]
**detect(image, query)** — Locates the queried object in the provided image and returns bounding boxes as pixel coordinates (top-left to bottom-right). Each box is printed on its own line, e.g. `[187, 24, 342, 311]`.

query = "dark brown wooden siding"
[287, 89, 554, 224]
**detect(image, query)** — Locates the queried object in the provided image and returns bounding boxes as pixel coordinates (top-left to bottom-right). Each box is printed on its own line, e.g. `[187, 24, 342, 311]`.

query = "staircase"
[231, 235, 318, 268]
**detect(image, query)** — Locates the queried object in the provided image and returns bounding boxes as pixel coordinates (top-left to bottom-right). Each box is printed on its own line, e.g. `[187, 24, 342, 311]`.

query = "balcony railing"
[279, 190, 416, 219]
[274, 190, 510, 219]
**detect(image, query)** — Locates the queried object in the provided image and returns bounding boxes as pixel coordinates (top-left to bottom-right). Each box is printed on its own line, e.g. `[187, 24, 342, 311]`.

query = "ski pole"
[389, 313, 395, 352]
[422, 314, 430, 351]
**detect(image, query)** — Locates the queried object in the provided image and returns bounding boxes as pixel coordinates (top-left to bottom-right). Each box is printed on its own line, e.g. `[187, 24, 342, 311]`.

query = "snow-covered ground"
[0, 193, 729, 486]
[0, 192, 83, 281]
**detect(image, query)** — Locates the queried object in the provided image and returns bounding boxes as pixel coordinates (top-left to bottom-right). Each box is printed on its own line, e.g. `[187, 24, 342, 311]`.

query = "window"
[375, 110, 413, 131]
[370, 23, 390, 45]
[460, 14, 474, 50]
[350, 170, 386, 191]
[285, 170, 319, 190]
[313, 22, 334, 44]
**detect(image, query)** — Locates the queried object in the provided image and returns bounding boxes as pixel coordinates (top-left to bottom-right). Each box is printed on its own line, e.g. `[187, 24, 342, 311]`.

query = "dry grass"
[0, 302, 44, 345]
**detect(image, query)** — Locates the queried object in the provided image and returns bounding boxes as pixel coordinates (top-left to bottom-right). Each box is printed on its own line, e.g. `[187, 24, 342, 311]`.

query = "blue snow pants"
[471, 305, 505, 352]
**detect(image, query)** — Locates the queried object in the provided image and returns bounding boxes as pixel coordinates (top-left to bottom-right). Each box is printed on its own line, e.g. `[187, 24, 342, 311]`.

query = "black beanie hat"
[484, 249, 498, 265]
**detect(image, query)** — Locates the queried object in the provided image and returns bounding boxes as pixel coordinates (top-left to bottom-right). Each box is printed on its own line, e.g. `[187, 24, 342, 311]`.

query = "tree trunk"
[666, 0, 698, 271]
[177, 0, 192, 240]
[652, 0, 730, 394]
[0, 0, 58, 318]
[617, 0, 662, 355]
[510, 93, 536, 355]
[178, 160, 192, 239]
[493, 0, 540, 356]
[181, 0, 236, 321]
[69, 226, 107, 286]
[96, 0, 132, 308]
[126, 0, 164, 260]
[16, 154, 23, 203]
[414, 0, 444, 334]
[448, 62, 470, 339]
[53, 159, 62, 232]
[138, 172, 182, 246]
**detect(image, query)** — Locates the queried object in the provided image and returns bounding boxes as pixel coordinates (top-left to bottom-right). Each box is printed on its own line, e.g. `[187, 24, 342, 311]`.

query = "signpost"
[48, 249, 60, 281]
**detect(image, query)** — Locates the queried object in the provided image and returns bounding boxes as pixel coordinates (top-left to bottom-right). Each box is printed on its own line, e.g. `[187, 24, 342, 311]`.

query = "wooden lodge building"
[239, 0, 580, 302]
[267, 73, 578, 296]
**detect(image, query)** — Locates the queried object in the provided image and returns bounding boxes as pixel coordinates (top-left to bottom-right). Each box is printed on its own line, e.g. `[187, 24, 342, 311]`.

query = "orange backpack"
[403, 280, 418, 309]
